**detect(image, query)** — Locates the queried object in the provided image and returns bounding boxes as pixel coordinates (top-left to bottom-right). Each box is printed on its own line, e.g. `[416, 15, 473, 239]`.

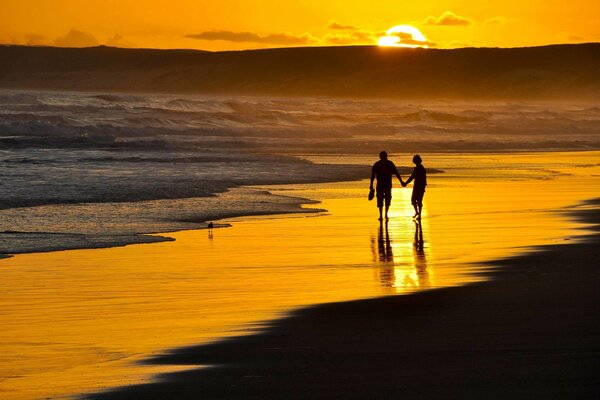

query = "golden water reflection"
[373, 220, 431, 292]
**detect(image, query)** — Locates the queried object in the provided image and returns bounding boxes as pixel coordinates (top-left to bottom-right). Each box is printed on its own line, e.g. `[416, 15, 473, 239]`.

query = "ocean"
[1, 89, 598, 257]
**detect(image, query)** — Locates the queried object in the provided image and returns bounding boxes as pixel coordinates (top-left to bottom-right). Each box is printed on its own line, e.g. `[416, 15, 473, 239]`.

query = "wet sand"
[90, 201, 600, 399]
[1, 152, 599, 399]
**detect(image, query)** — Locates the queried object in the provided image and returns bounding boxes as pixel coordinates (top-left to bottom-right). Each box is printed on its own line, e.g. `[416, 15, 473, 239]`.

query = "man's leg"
[376, 187, 384, 220]
[381, 188, 391, 219]
[385, 192, 391, 219]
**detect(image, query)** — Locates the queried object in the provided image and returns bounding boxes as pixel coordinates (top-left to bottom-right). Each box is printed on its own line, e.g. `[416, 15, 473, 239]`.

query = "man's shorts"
[376, 186, 392, 208]
[411, 187, 425, 206]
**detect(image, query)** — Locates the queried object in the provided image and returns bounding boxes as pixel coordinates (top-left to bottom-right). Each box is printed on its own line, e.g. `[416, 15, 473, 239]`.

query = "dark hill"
[0, 44, 599, 99]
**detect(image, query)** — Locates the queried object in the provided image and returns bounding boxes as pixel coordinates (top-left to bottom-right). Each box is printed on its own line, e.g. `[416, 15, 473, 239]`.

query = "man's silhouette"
[370, 151, 404, 220]
[403, 154, 427, 219]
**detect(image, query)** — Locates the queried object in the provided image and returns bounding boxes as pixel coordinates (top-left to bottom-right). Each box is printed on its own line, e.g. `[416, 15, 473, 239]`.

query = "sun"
[378, 25, 429, 48]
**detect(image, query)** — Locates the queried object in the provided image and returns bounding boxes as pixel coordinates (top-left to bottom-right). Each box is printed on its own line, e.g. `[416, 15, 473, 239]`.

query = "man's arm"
[392, 164, 404, 186]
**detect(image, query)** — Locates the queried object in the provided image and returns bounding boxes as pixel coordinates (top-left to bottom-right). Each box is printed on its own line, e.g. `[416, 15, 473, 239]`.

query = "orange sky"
[1, 0, 598, 50]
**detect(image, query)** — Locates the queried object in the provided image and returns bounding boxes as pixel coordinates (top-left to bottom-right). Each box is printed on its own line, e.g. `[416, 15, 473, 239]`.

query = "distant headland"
[1, 44, 599, 100]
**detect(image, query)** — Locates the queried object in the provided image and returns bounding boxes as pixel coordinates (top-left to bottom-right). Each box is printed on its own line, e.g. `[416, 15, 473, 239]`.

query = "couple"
[369, 151, 426, 221]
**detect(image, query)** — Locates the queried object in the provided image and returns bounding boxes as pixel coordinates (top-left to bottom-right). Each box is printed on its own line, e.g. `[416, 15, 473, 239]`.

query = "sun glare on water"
[378, 25, 429, 48]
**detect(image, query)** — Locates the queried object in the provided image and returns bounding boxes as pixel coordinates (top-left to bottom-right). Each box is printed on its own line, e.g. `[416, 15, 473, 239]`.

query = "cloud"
[447, 40, 473, 48]
[424, 11, 472, 26]
[0, 34, 17, 45]
[25, 33, 47, 46]
[565, 34, 586, 42]
[558, 32, 588, 43]
[323, 22, 383, 45]
[328, 21, 359, 31]
[392, 31, 433, 47]
[0, 28, 135, 48]
[323, 35, 358, 45]
[484, 16, 510, 25]
[54, 28, 99, 47]
[324, 28, 378, 45]
[186, 30, 316, 45]
[379, 31, 435, 48]
[106, 33, 135, 48]
[0, 30, 48, 46]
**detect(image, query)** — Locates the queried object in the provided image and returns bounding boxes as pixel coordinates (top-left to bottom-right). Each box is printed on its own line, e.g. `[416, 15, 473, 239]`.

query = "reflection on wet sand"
[413, 221, 430, 288]
[372, 219, 430, 292]
[378, 220, 394, 263]
[2, 152, 598, 400]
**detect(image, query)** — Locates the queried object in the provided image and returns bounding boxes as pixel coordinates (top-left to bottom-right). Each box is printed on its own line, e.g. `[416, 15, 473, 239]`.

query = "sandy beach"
[1, 152, 598, 399]
[88, 200, 600, 399]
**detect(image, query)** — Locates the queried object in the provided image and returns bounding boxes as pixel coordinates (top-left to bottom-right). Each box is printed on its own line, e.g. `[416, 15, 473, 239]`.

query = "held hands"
[400, 179, 407, 187]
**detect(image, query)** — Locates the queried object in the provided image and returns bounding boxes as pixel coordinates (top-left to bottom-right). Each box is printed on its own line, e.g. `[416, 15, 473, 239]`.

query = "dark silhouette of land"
[1, 44, 599, 99]
[87, 200, 600, 400]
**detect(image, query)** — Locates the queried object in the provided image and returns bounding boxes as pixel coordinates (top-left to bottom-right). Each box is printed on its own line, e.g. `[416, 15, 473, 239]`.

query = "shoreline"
[3, 144, 597, 260]
[0, 166, 444, 259]
[0, 188, 326, 260]
[88, 199, 600, 399]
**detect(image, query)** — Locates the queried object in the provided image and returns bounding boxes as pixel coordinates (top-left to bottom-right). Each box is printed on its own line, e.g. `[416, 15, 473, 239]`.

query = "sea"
[1, 89, 598, 256]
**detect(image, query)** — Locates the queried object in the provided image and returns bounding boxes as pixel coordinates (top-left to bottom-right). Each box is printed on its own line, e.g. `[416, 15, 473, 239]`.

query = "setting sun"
[378, 25, 429, 48]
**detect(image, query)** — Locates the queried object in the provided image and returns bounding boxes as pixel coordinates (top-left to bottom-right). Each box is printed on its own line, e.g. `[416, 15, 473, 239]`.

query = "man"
[403, 154, 427, 219]
[370, 151, 404, 221]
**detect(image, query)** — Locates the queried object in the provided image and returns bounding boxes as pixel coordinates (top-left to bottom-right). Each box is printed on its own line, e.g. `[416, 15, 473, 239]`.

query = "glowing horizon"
[378, 25, 429, 48]
[0, 0, 598, 51]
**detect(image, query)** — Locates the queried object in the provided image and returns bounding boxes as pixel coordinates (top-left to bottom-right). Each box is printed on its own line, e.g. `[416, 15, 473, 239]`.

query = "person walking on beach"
[403, 154, 427, 219]
[370, 151, 404, 221]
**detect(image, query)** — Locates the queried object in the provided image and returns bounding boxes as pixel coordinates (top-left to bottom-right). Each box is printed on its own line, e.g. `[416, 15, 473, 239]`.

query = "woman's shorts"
[411, 188, 425, 205]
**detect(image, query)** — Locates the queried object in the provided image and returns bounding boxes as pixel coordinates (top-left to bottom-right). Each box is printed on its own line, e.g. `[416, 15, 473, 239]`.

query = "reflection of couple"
[369, 151, 427, 220]
[374, 219, 430, 289]
[412, 221, 429, 288]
